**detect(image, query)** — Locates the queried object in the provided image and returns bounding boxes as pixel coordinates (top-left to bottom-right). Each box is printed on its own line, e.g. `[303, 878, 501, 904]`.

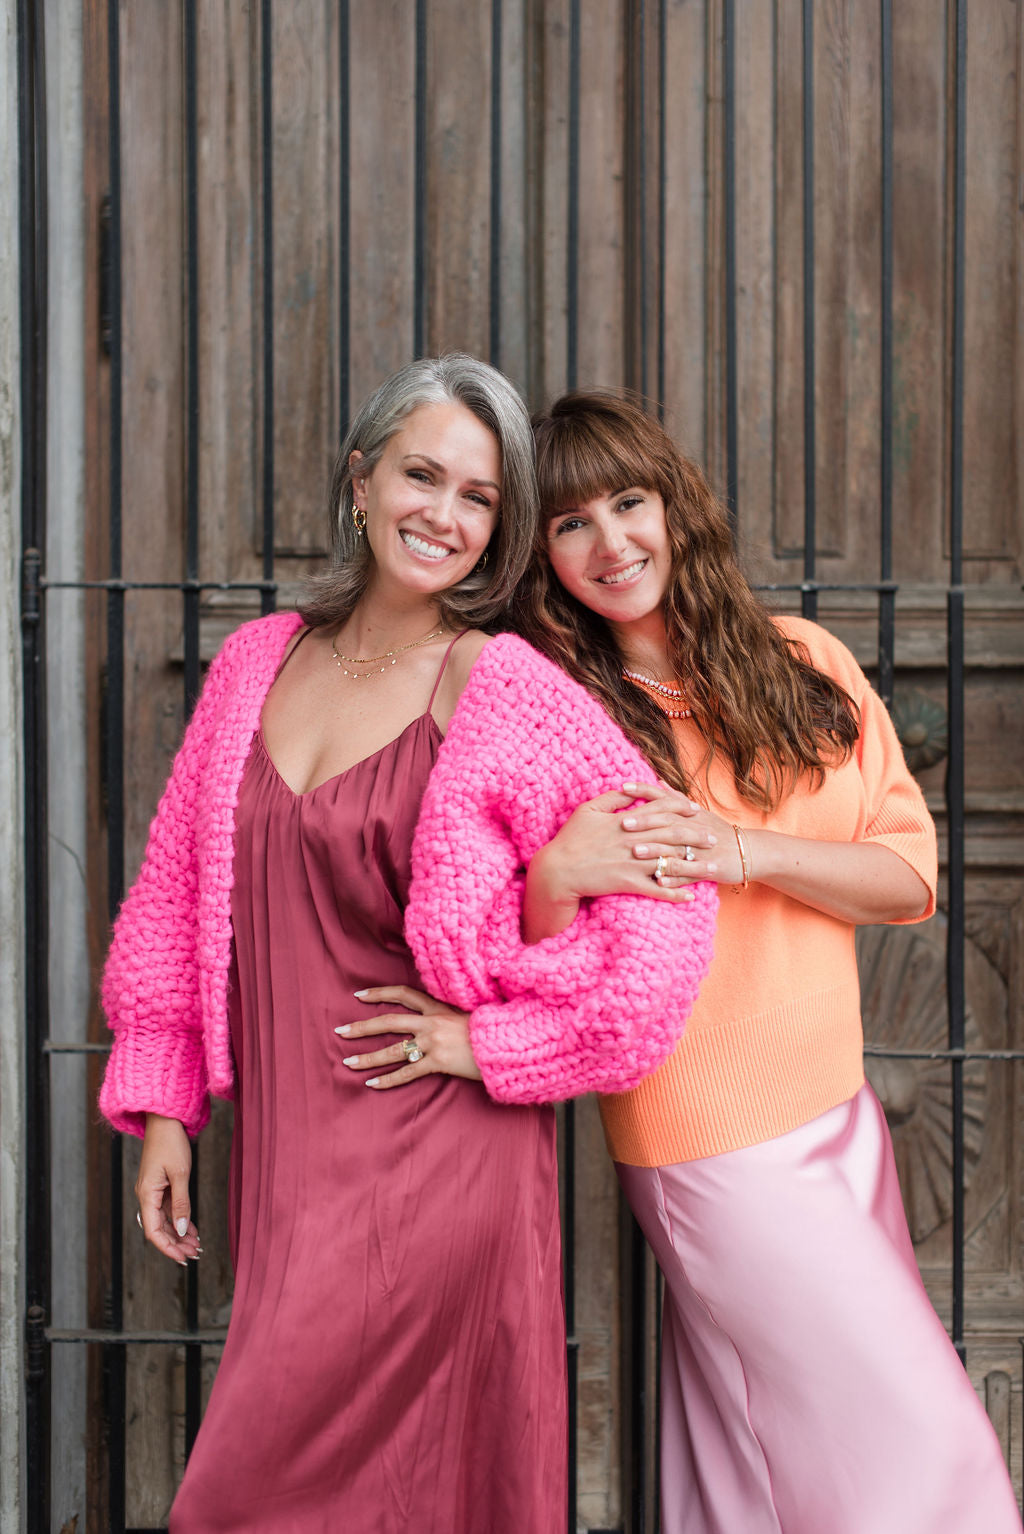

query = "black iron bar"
[801, 0, 817, 621]
[566, 0, 580, 389]
[339, 0, 350, 442]
[105, 0, 127, 1524]
[947, 0, 968, 1366]
[413, 0, 427, 357]
[656, 0, 666, 416]
[260, 0, 275, 616]
[489, 0, 502, 368]
[48, 1329, 229, 1346]
[723, 0, 738, 526]
[563, 1100, 577, 1534]
[183, 0, 203, 1460]
[877, 0, 895, 707]
[42, 578, 280, 591]
[637, 0, 648, 394]
[19, 0, 51, 1525]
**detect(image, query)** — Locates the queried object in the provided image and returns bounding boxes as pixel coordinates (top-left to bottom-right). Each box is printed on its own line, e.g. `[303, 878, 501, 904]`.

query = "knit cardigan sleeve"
[98, 633, 244, 1139]
[405, 634, 718, 1104]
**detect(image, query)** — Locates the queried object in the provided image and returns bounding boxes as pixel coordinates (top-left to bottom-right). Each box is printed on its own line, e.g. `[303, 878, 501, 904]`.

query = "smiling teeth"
[401, 531, 450, 561]
[598, 560, 646, 585]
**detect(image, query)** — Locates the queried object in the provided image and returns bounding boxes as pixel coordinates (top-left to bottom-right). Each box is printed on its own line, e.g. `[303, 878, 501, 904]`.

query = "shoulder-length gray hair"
[300, 354, 537, 630]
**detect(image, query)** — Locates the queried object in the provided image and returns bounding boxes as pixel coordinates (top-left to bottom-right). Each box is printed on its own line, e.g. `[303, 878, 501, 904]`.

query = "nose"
[594, 516, 628, 560]
[420, 485, 458, 530]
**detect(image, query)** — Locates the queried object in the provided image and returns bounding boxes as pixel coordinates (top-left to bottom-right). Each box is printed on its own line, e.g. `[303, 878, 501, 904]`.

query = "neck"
[608, 610, 676, 682]
[340, 582, 446, 653]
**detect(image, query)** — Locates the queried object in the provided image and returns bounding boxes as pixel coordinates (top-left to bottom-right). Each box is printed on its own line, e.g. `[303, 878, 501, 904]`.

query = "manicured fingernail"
[335, 1024, 351, 1035]
[342, 1056, 359, 1066]
[178, 1259, 189, 1268]
[622, 782, 639, 792]
[706, 863, 717, 874]
[353, 989, 370, 998]
[682, 891, 694, 902]
[633, 844, 648, 856]
[707, 835, 717, 846]
[365, 1078, 380, 1088]
[622, 817, 637, 830]
[175, 1218, 188, 1238]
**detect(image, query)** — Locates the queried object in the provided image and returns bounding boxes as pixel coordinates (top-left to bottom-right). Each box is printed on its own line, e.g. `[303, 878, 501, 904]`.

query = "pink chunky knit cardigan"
[100, 616, 716, 1137]
[405, 636, 717, 1102]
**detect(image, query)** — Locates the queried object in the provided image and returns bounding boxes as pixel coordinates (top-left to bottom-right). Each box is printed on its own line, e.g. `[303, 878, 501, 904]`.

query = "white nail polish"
[342, 1056, 358, 1066]
[175, 1217, 188, 1237]
[335, 1024, 351, 1035]
[365, 1078, 380, 1087]
[353, 989, 370, 998]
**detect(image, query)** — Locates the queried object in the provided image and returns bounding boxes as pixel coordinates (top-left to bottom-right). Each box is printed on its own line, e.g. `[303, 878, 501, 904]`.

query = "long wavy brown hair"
[514, 391, 860, 812]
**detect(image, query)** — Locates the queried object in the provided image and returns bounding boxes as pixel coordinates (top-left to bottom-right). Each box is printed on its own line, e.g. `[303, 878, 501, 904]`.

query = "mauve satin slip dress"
[169, 642, 567, 1534]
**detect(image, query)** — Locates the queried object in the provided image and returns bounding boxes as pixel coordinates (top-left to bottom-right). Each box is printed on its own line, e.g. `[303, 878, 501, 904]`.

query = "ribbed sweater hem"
[599, 981, 865, 1166]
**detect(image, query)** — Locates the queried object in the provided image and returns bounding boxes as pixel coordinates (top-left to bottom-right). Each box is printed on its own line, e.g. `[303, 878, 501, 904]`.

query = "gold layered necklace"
[622, 667, 692, 719]
[331, 624, 446, 680]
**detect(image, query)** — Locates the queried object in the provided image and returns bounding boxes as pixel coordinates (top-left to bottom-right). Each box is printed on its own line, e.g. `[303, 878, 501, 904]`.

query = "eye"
[550, 515, 586, 537]
[616, 493, 645, 512]
[407, 468, 432, 484]
[466, 491, 496, 509]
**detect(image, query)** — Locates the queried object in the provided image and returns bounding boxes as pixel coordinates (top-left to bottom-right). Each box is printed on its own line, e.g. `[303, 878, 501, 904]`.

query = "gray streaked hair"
[300, 354, 538, 630]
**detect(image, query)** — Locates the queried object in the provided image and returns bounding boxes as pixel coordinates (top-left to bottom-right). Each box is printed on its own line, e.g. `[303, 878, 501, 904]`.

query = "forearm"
[522, 844, 580, 944]
[744, 831, 931, 924]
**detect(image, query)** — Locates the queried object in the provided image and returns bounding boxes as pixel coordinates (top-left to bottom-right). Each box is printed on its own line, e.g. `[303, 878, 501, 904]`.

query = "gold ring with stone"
[402, 1038, 424, 1063]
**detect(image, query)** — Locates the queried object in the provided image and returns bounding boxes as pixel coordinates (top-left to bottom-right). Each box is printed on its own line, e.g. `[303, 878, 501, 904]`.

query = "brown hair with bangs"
[514, 390, 859, 812]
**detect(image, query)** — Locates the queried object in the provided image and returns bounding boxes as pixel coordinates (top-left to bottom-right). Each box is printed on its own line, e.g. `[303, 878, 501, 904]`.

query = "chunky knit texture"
[101, 620, 717, 1136]
[599, 616, 939, 1167]
[405, 634, 718, 1103]
[100, 612, 304, 1137]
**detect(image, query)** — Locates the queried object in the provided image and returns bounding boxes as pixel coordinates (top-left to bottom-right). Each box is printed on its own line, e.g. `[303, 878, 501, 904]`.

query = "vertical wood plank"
[348, 0, 417, 402]
[962, 0, 1018, 566]
[659, 0, 708, 458]
[425, 0, 493, 358]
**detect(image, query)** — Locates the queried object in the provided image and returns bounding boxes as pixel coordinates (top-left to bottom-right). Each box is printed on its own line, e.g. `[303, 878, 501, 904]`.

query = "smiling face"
[351, 401, 501, 600]
[545, 485, 673, 630]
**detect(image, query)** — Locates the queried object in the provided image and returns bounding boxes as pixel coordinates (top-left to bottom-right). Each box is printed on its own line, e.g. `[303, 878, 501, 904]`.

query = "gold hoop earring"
[474, 548, 489, 573]
[352, 506, 367, 536]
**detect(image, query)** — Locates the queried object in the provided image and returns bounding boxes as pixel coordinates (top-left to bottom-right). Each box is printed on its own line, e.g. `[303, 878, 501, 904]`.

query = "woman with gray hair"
[99, 355, 714, 1531]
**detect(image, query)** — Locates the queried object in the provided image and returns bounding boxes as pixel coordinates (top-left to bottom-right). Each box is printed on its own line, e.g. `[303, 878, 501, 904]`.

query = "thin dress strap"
[274, 623, 315, 682]
[426, 629, 471, 715]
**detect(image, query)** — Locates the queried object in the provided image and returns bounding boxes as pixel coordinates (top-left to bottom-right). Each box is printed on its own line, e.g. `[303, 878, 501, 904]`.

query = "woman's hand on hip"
[136, 1113, 202, 1265]
[337, 985, 482, 1089]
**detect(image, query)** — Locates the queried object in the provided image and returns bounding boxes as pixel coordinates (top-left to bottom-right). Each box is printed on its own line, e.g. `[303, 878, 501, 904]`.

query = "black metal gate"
[18, 0, 1023, 1529]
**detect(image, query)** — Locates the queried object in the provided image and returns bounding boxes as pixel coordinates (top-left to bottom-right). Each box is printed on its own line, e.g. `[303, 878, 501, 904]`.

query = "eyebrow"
[401, 454, 500, 494]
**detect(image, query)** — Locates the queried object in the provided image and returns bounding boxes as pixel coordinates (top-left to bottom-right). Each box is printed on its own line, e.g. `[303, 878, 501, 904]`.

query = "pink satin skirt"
[617, 1086, 1021, 1534]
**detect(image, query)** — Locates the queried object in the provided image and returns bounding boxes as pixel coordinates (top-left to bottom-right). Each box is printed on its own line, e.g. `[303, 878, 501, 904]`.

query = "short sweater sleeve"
[777, 615, 937, 921]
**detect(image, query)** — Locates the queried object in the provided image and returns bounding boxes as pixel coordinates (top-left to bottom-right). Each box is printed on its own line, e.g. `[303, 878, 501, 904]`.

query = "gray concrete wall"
[0, 0, 26, 1523]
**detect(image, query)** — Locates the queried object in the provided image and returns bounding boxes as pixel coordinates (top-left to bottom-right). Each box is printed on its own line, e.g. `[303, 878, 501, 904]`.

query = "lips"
[596, 558, 647, 586]
[400, 529, 453, 562]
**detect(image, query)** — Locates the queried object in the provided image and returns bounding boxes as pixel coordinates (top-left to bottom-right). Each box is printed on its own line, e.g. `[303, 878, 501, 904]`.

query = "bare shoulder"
[430, 629, 495, 729]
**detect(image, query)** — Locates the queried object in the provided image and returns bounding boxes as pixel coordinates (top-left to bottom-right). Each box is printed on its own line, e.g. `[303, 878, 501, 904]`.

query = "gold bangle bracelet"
[731, 823, 750, 892]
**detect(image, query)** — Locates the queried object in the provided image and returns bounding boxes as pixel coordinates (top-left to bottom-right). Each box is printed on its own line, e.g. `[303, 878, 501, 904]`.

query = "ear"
[348, 449, 367, 497]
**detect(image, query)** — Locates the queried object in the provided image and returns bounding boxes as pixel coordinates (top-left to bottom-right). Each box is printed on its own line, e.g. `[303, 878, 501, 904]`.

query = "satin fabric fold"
[618, 1085, 1020, 1534]
[170, 717, 566, 1533]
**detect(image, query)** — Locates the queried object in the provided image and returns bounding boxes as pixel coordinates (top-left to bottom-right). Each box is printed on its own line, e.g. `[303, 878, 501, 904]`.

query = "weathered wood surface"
[71, 0, 1024, 1523]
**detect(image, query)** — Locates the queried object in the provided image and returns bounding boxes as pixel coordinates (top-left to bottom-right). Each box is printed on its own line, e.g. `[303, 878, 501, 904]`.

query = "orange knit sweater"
[599, 616, 938, 1168]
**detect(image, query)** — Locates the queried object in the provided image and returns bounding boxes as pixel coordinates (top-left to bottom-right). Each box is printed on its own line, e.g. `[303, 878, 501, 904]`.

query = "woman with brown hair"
[510, 390, 1021, 1533]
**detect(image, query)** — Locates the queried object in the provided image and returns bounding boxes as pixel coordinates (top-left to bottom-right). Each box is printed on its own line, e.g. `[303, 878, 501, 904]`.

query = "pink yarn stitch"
[406, 634, 718, 1103]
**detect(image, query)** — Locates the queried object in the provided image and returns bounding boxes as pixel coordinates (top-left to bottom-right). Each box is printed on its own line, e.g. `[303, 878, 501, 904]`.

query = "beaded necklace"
[622, 668, 692, 720]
